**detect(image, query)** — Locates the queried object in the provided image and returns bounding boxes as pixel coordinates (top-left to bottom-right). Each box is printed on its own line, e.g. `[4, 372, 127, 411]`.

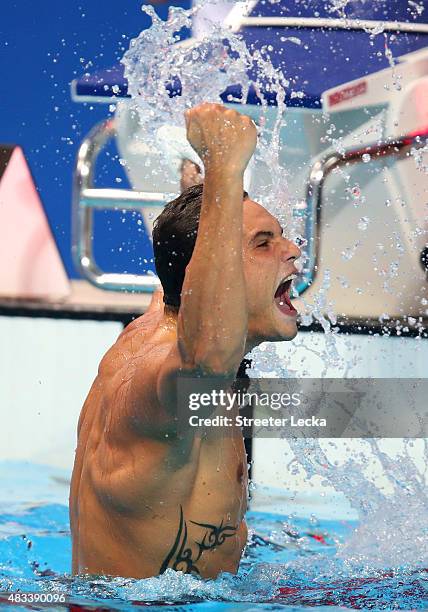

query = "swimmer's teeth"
[284, 273, 297, 283]
[277, 273, 297, 291]
[275, 273, 298, 299]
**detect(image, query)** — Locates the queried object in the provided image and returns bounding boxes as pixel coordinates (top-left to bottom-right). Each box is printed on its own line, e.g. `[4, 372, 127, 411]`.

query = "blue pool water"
[0, 461, 426, 611]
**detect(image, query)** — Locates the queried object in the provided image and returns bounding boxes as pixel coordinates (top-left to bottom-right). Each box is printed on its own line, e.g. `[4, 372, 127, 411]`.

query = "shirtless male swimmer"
[70, 103, 301, 580]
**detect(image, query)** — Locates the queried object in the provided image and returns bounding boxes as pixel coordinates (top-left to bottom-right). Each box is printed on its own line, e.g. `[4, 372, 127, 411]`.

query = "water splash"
[287, 437, 428, 570]
[410, 140, 428, 174]
[122, 5, 289, 213]
[122, 6, 249, 135]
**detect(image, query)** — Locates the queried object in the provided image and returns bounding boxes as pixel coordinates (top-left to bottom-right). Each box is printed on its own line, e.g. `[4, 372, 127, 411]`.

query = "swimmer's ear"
[147, 286, 164, 314]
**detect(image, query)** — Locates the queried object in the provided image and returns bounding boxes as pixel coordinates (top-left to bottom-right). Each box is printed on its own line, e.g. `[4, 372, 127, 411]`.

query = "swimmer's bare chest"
[70, 319, 249, 579]
[72, 426, 248, 579]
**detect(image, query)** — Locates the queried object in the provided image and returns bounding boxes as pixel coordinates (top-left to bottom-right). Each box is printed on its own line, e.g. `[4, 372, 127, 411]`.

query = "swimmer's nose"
[280, 238, 301, 264]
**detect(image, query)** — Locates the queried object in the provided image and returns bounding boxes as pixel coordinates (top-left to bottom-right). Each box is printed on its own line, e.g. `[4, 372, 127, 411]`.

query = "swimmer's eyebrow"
[249, 226, 284, 245]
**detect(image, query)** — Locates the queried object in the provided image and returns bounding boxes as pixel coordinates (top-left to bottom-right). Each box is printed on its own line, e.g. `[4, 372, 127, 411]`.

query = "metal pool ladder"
[73, 117, 428, 295]
[72, 118, 169, 293]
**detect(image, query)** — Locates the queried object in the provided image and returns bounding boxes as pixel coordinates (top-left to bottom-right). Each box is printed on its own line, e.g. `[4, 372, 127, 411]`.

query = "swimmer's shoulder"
[117, 288, 165, 342]
[97, 309, 164, 379]
[104, 314, 176, 403]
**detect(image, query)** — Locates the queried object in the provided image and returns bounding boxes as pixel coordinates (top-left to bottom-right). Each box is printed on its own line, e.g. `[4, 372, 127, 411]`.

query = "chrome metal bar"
[300, 129, 428, 296]
[236, 17, 428, 34]
[81, 188, 171, 210]
[72, 119, 168, 293]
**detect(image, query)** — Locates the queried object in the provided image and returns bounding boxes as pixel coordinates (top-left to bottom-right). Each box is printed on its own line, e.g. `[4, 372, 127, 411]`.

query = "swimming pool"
[0, 461, 426, 611]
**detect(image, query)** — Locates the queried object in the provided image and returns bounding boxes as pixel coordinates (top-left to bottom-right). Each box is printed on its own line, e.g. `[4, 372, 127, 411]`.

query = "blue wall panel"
[0, 1, 190, 279]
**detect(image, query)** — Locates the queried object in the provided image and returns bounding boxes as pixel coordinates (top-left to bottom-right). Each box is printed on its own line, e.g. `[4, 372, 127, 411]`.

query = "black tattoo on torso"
[159, 506, 238, 575]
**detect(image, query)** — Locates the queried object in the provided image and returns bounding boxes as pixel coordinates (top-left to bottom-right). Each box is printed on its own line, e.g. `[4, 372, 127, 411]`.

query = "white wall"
[251, 332, 428, 515]
[0, 316, 122, 470]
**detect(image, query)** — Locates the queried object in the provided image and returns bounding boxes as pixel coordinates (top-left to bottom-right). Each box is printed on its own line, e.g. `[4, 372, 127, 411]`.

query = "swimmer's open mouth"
[274, 274, 297, 316]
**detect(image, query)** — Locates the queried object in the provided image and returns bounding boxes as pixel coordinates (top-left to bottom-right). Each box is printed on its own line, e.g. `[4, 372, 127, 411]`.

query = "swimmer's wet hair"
[153, 183, 248, 309]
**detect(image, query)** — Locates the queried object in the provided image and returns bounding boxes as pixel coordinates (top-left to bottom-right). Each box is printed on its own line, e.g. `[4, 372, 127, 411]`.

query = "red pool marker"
[0, 145, 70, 300]
[308, 532, 328, 545]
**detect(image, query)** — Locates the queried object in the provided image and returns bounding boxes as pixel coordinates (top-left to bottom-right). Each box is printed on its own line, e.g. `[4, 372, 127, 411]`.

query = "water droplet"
[358, 216, 370, 231]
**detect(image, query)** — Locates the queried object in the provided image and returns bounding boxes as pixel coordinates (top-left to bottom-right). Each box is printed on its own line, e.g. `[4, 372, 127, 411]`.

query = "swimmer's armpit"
[159, 505, 237, 575]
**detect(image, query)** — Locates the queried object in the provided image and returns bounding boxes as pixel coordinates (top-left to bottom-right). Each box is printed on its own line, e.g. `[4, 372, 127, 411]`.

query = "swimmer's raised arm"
[177, 103, 257, 375]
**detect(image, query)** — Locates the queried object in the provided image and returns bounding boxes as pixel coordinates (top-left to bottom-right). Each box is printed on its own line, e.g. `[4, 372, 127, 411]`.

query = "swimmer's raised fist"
[184, 103, 257, 177]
